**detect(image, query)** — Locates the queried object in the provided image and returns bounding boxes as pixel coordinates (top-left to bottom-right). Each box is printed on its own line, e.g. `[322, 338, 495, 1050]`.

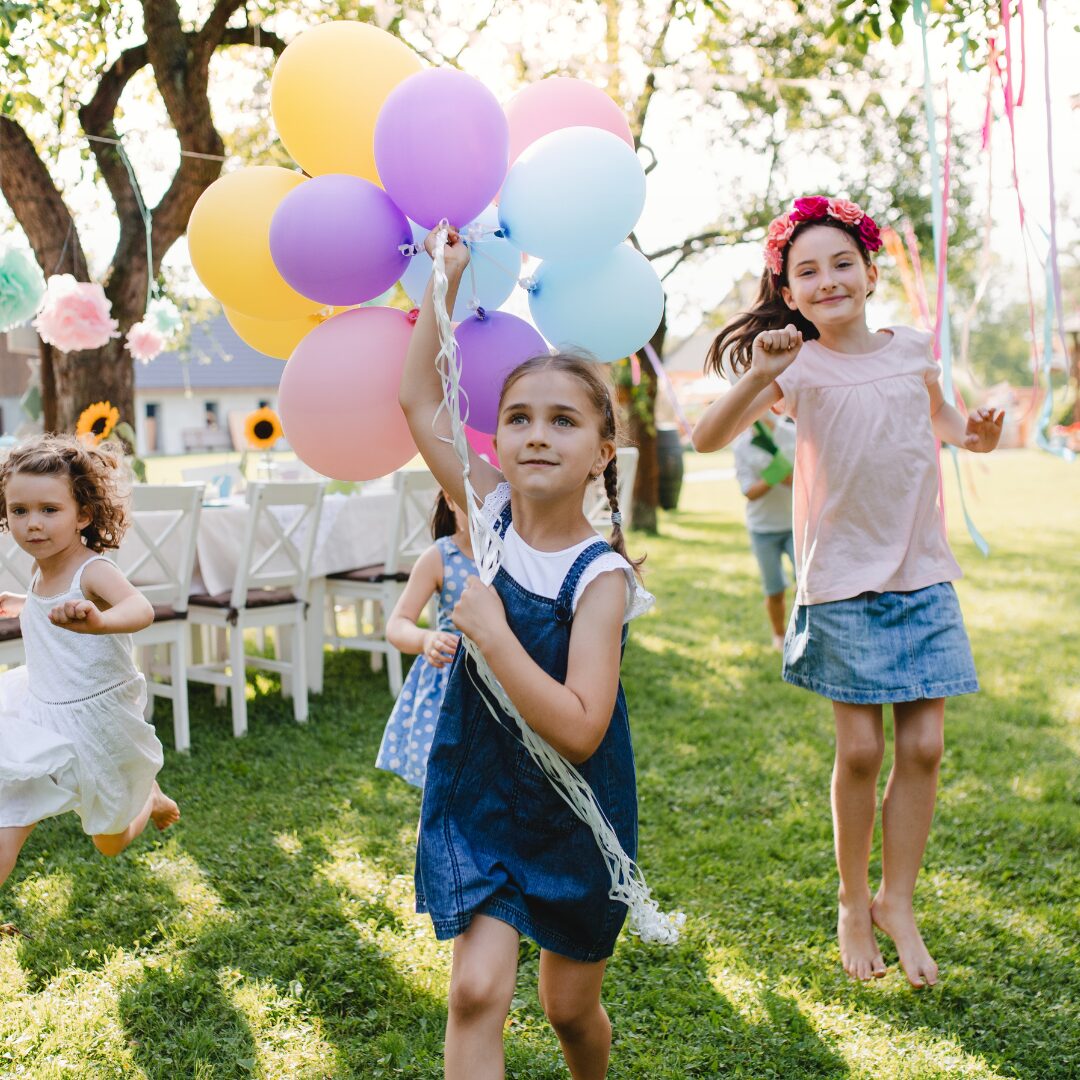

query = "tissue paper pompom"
[0, 248, 46, 332]
[145, 297, 183, 338]
[125, 321, 166, 363]
[32, 274, 120, 352]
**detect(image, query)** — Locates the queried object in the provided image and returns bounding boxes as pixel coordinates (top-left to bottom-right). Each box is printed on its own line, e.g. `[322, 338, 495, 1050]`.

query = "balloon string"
[428, 227, 684, 946]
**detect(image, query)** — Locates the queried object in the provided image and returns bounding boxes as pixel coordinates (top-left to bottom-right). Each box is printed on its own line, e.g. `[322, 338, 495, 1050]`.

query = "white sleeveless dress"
[0, 555, 163, 835]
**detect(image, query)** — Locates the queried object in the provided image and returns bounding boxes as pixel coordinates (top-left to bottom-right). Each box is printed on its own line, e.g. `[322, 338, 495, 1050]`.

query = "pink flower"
[32, 274, 120, 353]
[858, 214, 883, 251]
[764, 214, 795, 275]
[791, 196, 830, 222]
[827, 198, 864, 225]
[125, 320, 166, 363]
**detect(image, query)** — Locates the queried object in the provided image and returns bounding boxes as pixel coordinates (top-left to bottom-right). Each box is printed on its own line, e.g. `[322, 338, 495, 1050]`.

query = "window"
[204, 401, 219, 429]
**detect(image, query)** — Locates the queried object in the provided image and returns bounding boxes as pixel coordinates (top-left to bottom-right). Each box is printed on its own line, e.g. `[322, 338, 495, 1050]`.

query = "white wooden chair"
[584, 446, 639, 531]
[0, 531, 33, 669]
[117, 484, 204, 753]
[187, 481, 324, 738]
[320, 469, 440, 695]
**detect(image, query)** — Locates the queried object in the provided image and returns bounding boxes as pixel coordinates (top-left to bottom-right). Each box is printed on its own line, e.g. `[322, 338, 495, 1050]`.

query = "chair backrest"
[0, 530, 33, 593]
[181, 463, 246, 497]
[231, 481, 325, 607]
[383, 469, 441, 576]
[584, 446, 639, 531]
[117, 484, 205, 612]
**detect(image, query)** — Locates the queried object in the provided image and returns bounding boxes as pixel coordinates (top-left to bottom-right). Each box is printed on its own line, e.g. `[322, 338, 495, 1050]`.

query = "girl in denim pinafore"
[400, 224, 652, 1079]
[416, 497, 637, 960]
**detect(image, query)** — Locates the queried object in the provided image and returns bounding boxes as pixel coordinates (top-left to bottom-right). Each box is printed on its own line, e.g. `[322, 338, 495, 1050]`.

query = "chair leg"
[387, 645, 404, 697]
[291, 616, 309, 724]
[214, 626, 228, 708]
[170, 636, 191, 753]
[279, 624, 293, 699]
[228, 627, 248, 738]
[308, 578, 325, 695]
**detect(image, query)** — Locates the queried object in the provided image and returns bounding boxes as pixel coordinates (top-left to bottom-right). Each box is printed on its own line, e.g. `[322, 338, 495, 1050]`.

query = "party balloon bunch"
[188, 22, 664, 482]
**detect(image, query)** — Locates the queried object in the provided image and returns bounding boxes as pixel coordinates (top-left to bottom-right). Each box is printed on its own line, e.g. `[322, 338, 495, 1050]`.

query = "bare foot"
[871, 893, 938, 988]
[838, 895, 887, 981]
[0, 922, 28, 938]
[149, 784, 180, 832]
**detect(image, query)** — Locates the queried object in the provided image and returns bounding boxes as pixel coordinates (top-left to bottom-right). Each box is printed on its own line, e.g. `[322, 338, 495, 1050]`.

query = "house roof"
[134, 313, 284, 391]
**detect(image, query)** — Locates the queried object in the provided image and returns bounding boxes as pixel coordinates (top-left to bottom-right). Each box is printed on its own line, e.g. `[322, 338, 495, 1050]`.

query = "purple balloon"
[269, 174, 411, 305]
[374, 70, 509, 230]
[456, 311, 549, 434]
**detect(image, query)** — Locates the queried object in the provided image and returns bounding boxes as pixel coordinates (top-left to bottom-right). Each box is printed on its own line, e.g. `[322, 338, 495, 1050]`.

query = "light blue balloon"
[499, 127, 645, 262]
[399, 208, 518, 320]
[528, 244, 664, 363]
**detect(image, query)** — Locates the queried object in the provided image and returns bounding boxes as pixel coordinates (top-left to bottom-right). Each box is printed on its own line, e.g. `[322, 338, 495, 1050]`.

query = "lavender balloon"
[269, 174, 411, 305]
[456, 310, 549, 434]
[374, 69, 509, 229]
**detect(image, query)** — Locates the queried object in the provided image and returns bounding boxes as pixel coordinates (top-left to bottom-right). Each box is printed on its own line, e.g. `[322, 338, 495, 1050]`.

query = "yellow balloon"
[188, 167, 322, 322]
[270, 22, 423, 181]
[224, 305, 346, 360]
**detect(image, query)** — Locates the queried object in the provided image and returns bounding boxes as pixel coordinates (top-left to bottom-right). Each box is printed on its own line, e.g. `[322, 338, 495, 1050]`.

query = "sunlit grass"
[0, 448, 1076, 1076]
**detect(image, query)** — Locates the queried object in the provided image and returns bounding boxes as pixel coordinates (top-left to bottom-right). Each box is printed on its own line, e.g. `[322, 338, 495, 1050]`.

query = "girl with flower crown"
[693, 196, 1004, 989]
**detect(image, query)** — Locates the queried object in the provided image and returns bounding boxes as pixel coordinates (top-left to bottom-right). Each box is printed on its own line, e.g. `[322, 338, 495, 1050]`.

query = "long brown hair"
[0, 434, 130, 552]
[430, 490, 458, 540]
[498, 353, 643, 573]
[705, 218, 875, 377]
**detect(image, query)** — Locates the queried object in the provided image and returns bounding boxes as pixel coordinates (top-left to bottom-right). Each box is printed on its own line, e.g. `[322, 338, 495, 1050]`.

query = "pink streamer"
[933, 84, 953, 355]
[641, 343, 694, 440]
[901, 221, 933, 341]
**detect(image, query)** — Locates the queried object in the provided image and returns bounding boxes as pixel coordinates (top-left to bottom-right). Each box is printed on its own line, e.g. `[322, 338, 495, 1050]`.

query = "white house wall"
[134, 389, 279, 456]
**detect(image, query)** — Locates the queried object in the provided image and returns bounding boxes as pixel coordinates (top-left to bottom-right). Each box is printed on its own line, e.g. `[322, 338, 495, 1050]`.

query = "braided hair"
[498, 353, 644, 575]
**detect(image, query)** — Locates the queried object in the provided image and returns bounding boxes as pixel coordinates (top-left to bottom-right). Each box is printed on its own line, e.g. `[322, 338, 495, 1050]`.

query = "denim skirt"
[782, 582, 978, 704]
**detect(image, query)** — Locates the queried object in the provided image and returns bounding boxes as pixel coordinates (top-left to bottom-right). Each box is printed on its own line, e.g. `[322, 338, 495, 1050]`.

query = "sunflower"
[245, 406, 282, 450]
[76, 400, 120, 444]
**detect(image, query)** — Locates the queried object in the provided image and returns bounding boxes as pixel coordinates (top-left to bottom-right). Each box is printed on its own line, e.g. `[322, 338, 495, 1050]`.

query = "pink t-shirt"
[774, 325, 961, 606]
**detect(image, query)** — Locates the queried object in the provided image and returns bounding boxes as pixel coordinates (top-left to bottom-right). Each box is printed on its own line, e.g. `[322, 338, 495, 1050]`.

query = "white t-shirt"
[732, 417, 796, 534]
[482, 483, 654, 623]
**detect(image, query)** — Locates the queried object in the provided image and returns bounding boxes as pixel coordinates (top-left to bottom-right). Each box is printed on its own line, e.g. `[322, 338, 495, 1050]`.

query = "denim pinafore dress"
[415, 503, 638, 962]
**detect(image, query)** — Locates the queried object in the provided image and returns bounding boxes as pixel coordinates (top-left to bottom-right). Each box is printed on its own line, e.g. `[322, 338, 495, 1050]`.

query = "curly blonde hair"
[0, 434, 131, 552]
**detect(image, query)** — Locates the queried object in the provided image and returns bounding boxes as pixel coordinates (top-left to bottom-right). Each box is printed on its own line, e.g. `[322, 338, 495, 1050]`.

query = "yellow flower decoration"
[76, 401, 120, 444]
[245, 406, 282, 450]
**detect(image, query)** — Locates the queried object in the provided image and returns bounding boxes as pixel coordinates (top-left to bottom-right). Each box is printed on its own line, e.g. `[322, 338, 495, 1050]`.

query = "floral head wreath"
[763, 196, 883, 278]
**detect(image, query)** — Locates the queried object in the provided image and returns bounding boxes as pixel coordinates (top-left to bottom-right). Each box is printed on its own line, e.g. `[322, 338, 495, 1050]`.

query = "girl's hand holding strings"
[750, 324, 803, 382]
[963, 407, 1005, 453]
[452, 576, 507, 653]
[422, 629, 460, 669]
[49, 598, 106, 634]
[424, 225, 470, 276]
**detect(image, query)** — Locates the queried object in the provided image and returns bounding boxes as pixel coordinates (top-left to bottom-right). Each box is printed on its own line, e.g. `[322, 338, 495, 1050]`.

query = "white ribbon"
[429, 224, 684, 945]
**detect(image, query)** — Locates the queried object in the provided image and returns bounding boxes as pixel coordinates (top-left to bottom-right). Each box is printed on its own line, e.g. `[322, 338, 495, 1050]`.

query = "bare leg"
[92, 782, 180, 858]
[539, 950, 610, 1080]
[832, 701, 888, 980]
[765, 591, 787, 649]
[445, 915, 519, 1080]
[0, 824, 35, 890]
[872, 698, 944, 988]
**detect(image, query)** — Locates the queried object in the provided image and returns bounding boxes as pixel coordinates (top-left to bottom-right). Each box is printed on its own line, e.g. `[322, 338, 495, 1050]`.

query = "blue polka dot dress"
[376, 537, 477, 788]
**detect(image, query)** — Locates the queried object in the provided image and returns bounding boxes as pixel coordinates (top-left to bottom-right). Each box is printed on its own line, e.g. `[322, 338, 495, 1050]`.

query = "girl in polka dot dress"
[376, 491, 477, 787]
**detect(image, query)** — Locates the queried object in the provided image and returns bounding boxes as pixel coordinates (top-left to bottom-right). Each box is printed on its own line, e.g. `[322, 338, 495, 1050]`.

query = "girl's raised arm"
[398, 229, 502, 510]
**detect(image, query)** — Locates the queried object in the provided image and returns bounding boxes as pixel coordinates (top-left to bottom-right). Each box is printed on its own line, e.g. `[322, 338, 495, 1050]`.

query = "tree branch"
[0, 115, 87, 279]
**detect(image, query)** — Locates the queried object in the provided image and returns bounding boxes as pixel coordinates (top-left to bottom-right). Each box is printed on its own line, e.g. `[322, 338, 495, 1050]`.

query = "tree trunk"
[52, 338, 137, 433]
[629, 312, 667, 534]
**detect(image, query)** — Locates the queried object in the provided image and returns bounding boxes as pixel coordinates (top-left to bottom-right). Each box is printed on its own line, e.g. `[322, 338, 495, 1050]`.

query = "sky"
[3, 0, 1079, 345]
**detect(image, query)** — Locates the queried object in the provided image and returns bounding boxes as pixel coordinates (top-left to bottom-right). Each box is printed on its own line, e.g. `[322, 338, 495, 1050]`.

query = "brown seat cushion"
[327, 563, 411, 584]
[189, 588, 298, 610]
[0, 617, 22, 642]
[151, 604, 186, 622]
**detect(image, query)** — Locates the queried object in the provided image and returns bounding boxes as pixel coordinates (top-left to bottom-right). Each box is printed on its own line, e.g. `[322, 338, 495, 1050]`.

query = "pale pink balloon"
[279, 306, 417, 481]
[503, 77, 634, 170]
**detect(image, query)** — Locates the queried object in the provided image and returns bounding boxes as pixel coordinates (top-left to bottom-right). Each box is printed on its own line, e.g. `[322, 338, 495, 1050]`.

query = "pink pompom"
[32, 274, 120, 353]
[125, 320, 166, 363]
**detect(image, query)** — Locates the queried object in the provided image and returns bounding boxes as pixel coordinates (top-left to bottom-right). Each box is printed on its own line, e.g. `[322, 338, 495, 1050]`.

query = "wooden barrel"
[656, 426, 684, 510]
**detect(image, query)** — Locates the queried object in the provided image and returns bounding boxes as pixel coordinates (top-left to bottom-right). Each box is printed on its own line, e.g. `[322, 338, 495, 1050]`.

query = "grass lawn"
[1, 448, 1077, 1078]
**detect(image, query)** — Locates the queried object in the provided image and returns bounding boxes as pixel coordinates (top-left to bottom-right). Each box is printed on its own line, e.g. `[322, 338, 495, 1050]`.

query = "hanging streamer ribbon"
[427, 226, 684, 945]
[641, 343, 694, 440]
[913, 0, 990, 556]
[882, 226, 926, 328]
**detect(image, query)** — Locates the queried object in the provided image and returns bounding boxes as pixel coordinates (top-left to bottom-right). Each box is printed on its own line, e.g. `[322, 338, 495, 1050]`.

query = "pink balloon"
[465, 426, 500, 469]
[503, 77, 634, 171]
[279, 307, 417, 481]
